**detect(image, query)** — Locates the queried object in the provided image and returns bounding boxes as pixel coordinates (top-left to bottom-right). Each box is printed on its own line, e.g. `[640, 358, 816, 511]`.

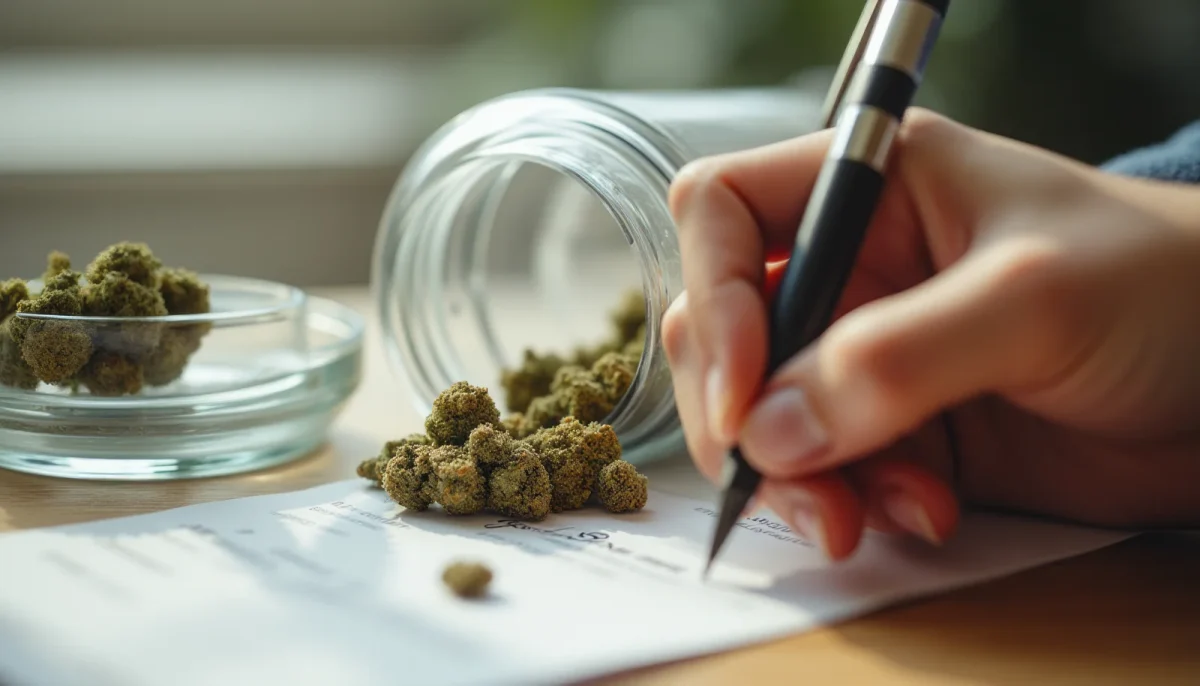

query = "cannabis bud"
[592, 351, 636, 404]
[442, 561, 492, 598]
[424, 381, 501, 446]
[550, 365, 613, 425]
[80, 351, 144, 397]
[382, 442, 438, 512]
[369, 380, 647, 522]
[0, 279, 30, 322]
[0, 244, 214, 395]
[85, 242, 163, 288]
[42, 251, 72, 284]
[357, 433, 430, 487]
[499, 349, 564, 417]
[433, 451, 487, 515]
[497, 289, 646, 437]
[0, 321, 38, 390]
[466, 423, 516, 473]
[486, 443, 551, 520]
[597, 460, 648, 513]
[143, 267, 214, 386]
[83, 271, 169, 358]
[9, 265, 91, 385]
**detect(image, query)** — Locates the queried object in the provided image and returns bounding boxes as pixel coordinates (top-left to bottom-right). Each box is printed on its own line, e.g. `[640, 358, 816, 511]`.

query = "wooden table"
[2, 286, 1199, 685]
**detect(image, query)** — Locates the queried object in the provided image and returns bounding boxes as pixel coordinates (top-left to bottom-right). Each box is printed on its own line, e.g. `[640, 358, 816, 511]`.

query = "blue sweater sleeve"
[1101, 120, 1200, 183]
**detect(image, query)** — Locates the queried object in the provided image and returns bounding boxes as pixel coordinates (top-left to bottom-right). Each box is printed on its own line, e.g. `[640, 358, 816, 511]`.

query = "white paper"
[0, 480, 1130, 686]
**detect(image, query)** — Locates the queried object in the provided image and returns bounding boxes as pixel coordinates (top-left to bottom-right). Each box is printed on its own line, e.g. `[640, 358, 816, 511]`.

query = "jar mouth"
[373, 90, 687, 459]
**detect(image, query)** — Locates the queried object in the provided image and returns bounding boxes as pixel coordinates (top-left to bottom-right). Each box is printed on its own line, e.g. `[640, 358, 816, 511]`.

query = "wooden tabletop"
[2, 286, 1199, 685]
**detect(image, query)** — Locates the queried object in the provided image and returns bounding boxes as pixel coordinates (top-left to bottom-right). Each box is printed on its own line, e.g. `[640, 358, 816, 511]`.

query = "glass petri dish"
[0, 275, 363, 480]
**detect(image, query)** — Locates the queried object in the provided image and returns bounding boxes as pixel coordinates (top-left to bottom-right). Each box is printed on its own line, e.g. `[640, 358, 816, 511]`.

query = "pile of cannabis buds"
[359, 291, 650, 520]
[0, 243, 211, 396]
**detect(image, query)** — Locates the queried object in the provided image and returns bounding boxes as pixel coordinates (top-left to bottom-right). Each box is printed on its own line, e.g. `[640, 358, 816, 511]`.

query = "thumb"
[737, 236, 1094, 480]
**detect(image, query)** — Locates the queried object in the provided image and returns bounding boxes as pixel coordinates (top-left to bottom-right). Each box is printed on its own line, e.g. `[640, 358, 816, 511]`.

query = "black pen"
[703, 0, 949, 577]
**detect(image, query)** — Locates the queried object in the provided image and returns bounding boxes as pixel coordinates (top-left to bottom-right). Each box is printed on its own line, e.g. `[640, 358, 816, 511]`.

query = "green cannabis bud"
[82, 272, 168, 318]
[0, 279, 30, 323]
[0, 280, 37, 389]
[0, 243, 213, 395]
[592, 351, 636, 404]
[42, 271, 83, 298]
[562, 289, 645, 370]
[499, 413, 525, 439]
[499, 349, 565, 415]
[486, 443, 551, 520]
[9, 284, 83, 347]
[424, 381, 501, 446]
[85, 241, 163, 288]
[156, 267, 210, 315]
[43, 251, 72, 283]
[609, 289, 646, 347]
[433, 451, 487, 515]
[0, 322, 38, 390]
[143, 267, 214, 387]
[358, 433, 430, 487]
[82, 272, 169, 358]
[522, 395, 566, 438]
[141, 327, 200, 386]
[575, 420, 622, 476]
[442, 561, 492, 598]
[19, 321, 93, 384]
[466, 423, 516, 473]
[8, 271, 92, 384]
[497, 288, 646, 437]
[550, 365, 613, 424]
[382, 443, 438, 512]
[569, 340, 620, 370]
[79, 350, 144, 396]
[597, 460, 648, 513]
[525, 417, 603, 513]
[366, 381, 646, 520]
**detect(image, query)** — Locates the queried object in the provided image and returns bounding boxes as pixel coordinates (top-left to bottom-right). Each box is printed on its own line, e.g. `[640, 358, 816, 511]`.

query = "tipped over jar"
[371, 87, 823, 464]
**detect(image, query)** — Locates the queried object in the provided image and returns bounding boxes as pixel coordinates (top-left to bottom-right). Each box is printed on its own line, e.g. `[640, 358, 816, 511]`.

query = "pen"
[703, 0, 949, 577]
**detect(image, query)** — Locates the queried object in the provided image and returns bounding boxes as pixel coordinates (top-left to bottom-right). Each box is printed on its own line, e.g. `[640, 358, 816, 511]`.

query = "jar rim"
[14, 274, 304, 327]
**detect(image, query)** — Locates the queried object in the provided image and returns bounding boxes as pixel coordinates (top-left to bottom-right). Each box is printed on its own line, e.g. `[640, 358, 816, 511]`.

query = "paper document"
[0, 480, 1130, 686]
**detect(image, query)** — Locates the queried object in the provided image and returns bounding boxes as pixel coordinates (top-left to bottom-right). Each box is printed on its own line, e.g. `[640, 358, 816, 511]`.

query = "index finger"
[666, 130, 835, 443]
[669, 129, 837, 267]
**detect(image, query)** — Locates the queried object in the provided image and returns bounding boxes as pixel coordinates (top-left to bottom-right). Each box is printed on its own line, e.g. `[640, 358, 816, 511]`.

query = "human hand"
[664, 109, 1200, 560]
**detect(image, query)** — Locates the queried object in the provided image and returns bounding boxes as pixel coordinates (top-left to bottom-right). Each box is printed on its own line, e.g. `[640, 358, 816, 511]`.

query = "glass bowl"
[0, 275, 363, 480]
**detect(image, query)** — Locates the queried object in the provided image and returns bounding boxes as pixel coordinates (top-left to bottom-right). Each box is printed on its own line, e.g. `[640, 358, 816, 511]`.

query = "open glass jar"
[372, 87, 823, 464]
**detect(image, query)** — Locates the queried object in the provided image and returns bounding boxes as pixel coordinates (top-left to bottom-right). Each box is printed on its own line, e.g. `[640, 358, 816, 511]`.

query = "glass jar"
[372, 87, 823, 464]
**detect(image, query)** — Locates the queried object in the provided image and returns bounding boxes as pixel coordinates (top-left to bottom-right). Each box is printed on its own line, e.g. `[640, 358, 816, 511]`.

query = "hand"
[664, 109, 1200, 560]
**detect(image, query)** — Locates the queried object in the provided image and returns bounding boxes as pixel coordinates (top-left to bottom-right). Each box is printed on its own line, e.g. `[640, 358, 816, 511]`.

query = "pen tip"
[703, 483, 755, 580]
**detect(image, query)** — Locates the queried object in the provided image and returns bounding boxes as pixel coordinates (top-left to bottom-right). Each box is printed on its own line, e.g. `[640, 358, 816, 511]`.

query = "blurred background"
[3, 0, 1200, 286]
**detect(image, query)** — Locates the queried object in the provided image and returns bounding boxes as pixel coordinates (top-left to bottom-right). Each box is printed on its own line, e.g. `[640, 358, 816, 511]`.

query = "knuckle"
[687, 280, 761, 338]
[991, 241, 1088, 355]
[821, 307, 915, 404]
[668, 157, 727, 222]
[898, 108, 958, 149]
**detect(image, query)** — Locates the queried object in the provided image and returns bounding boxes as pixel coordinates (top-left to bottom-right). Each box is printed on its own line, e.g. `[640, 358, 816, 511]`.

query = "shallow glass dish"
[0, 275, 363, 480]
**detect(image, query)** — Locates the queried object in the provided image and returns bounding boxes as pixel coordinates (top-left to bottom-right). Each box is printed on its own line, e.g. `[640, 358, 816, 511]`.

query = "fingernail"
[784, 494, 829, 558]
[742, 387, 829, 470]
[705, 367, 731, 443]
[883, 492, 941, 544]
